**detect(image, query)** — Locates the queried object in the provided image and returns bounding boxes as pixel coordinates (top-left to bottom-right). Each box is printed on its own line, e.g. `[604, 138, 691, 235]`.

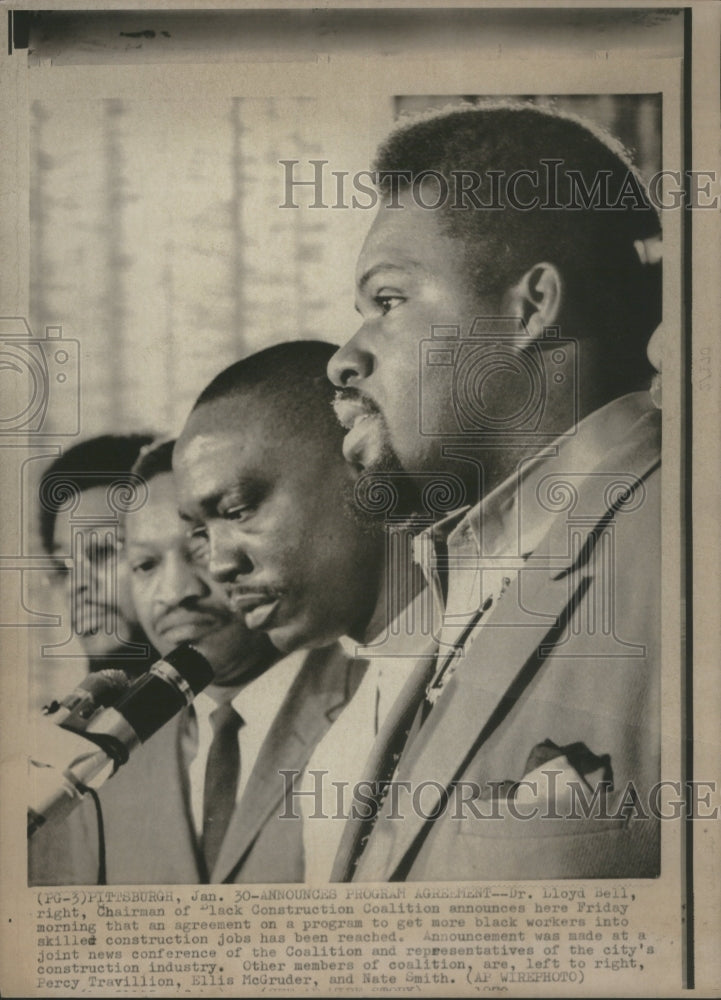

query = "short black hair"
[131, 438, 175, 483]
[38, 433, 154, 553]
[375, 102, 661, 383]
[192, 340, 342, 442]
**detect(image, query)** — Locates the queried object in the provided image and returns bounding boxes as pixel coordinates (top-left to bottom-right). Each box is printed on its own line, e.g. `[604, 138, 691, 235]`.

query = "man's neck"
[354, 532, 426, 646]
[209, 641, 283, 691]
[448, 382, 637, 507]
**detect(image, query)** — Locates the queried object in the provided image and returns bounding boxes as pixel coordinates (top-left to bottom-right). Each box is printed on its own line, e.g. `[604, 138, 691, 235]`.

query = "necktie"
[202, 701, 243, 876]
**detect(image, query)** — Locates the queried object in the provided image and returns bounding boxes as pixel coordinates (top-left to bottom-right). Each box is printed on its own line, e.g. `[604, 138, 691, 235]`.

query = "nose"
[207, 521, 253, 584]
[327, 329, 375, 387]
[71, 528, 114, 635]
[72, 528, 110, 597]
[72, 545, 91, 598]
[154, 548, 208, 607]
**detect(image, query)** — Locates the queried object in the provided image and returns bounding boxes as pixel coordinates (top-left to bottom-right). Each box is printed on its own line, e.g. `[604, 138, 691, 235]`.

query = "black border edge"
[9, 10, 32, 55]
[682, 3, 694, 992]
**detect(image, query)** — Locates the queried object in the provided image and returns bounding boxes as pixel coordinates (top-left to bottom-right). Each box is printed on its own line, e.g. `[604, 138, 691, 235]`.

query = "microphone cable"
[81, 785, 107, 885]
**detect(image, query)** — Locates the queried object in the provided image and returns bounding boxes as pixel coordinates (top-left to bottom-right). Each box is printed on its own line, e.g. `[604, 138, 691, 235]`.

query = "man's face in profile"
[173, 396, 384, 654]
[329, 189, 514, 494]
[51, 485, 145, 662]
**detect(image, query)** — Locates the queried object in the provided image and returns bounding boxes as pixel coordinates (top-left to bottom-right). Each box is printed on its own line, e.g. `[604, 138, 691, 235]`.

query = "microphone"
[28, 644, 214, 837]
[43, 669, 133, 733]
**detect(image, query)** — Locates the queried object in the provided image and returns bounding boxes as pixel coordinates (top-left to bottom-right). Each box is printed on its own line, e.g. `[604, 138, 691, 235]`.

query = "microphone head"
[44, 667, 135, 728]
[80, 669, 134, 705]
[92, 643, 216, 748]
[163, 644, 215, 695]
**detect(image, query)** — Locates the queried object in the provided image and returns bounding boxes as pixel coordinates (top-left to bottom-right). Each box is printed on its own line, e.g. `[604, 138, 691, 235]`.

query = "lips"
[155, 611, 227, 644]
[228, 591, 281, 631]
[333, 392, 376, 429]
[333, 392, 387, 468]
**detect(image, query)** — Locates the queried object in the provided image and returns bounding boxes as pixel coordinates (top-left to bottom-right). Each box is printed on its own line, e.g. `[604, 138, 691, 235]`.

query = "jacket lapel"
[330, 642, 438, 882]
[212, 644, 364, 883]
[362, 408, 661, 881]
[354, 568, 574, 881]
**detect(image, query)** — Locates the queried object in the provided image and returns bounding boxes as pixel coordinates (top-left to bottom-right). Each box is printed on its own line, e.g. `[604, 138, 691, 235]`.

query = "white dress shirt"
[184, 649, 307, 837]
[415, 391, 660, 696]
[299, 591, 431, 881]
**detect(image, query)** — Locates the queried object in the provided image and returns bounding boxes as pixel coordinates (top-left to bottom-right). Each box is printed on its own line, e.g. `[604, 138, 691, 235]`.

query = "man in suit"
[327, 103, 663, 880]
[97, 437, 366, 884]
[174, 341, 427, 881]
[30, 344, 381, 884]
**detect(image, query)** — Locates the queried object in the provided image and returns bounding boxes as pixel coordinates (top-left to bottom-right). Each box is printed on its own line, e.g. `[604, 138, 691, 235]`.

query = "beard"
[351, 450, 426, 526]
[333, 388, 425, 527]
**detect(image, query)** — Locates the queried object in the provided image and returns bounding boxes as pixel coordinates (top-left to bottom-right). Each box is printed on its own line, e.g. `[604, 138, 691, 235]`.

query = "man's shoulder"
[297, 641, 367, 692]
[28, 794, 99, 886]
[98, 711, 185, 808]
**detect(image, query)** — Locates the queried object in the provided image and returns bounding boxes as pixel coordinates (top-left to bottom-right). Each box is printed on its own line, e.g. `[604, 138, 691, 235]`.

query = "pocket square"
[478, 739, 613, 809]
[514, 739, 613, 809]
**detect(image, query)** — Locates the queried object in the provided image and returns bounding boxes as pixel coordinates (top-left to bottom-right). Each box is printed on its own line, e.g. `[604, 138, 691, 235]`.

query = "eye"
[374, 292, 405, 316]
[45, 556, 72, 585]
[187, 524, 209, 543]
[217, 483, 264, 522]
[85, 538, 119, 564]
[187, 530, 209, 563]
[131, 558, 157, 576]
[218, 499, 255, 522]
[224, 506, 250, 520]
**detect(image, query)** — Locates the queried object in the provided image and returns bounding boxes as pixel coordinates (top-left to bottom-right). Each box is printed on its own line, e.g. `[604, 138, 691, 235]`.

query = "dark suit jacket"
[338, 406, 661, 882]
[29, 643, 364, 884]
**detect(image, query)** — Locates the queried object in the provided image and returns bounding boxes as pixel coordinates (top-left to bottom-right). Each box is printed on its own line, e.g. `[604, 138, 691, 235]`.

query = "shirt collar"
[414, 391, 657, 586]
[193, 648, 307, 733]
[339, 586, 434, 663]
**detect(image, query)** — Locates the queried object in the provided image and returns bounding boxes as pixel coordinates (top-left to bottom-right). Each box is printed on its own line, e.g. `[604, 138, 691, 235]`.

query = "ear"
[501, 262, 563, 340]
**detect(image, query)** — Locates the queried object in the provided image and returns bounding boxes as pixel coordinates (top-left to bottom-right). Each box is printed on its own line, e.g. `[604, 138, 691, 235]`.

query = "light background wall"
[20, 8, 670, 701]
[29, 90, 661, 438]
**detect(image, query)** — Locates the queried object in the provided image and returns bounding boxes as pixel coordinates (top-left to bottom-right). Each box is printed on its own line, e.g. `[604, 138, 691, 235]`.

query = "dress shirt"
[184, 650, 306, 838]
[414, 391, 659, 693]
[299, 591, 430, 881]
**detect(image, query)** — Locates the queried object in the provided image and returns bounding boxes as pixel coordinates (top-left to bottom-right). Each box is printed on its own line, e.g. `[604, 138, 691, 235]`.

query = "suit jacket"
[29, 643, 364, 885]
[340, 405, 661, 882]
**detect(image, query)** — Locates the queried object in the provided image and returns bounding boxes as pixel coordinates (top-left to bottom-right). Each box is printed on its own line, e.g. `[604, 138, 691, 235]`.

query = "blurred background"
[28, 90, 661, 438]
[15, 7, 670, 704]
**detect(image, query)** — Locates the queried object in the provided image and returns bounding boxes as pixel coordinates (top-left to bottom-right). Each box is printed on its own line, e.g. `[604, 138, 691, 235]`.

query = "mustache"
[227, 585, 283, 600]
[332, 387, 383, 424]
[153, 607, 227, 630]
